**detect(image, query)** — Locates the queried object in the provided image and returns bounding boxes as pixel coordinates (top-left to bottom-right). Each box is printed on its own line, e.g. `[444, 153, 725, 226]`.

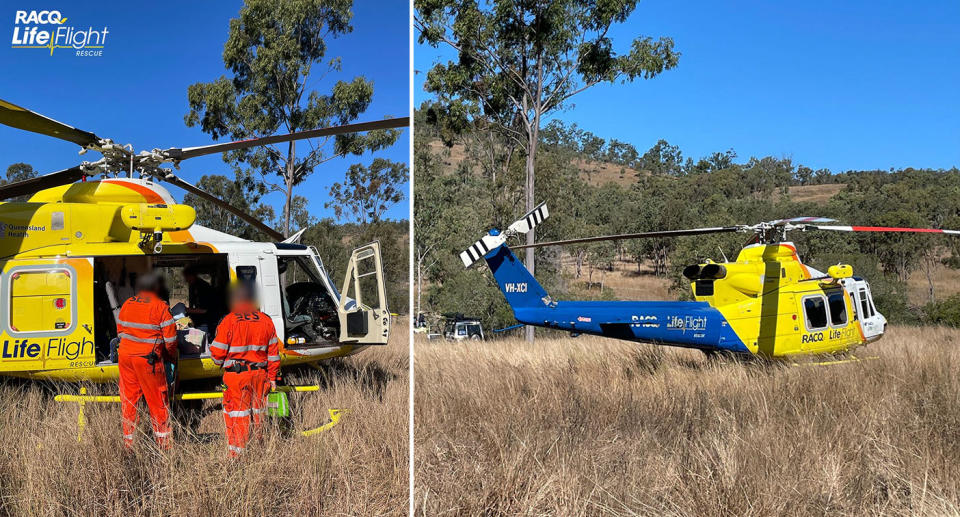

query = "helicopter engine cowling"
[725, 272, 763, 296]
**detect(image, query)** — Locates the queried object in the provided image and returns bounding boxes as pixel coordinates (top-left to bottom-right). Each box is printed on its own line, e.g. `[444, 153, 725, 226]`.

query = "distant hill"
[427, 139, 641, 187]
[428, 139, 848, 201]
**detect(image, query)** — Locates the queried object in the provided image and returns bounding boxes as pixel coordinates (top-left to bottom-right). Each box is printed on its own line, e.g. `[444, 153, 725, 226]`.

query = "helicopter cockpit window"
[860, 287, 876, 318]
[278, 256, 323, 289]
[236, 266, 257, 288]
[827, 291, 847, 326]
[803, 296, 828, 330]
[277, 255, 339, 345]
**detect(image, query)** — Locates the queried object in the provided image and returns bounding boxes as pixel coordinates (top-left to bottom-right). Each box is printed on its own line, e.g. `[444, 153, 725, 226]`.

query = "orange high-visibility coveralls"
[210, 302, 281, 457]
[116, 291, 178, 448]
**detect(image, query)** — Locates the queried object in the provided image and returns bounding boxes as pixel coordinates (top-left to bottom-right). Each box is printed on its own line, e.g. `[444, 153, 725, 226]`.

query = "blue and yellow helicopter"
[461, 204, 959, 358]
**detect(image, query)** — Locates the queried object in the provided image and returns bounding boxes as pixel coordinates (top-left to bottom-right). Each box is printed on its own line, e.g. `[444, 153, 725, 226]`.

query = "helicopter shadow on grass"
[283, 357, 399, 402]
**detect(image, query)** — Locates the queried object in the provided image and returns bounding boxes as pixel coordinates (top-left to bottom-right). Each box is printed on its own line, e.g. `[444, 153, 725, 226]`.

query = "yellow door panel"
[9, 296, 44, 332]
[11, 269, 71, 296]
[44, 295, 72, 331]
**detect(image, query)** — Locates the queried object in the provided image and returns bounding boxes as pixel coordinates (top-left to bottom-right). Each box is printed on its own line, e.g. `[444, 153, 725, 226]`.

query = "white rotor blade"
[460, 233, 507, 268]
[507, 202, 549, 235]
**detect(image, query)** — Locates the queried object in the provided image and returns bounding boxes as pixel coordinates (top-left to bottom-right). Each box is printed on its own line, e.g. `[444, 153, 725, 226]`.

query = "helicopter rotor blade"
[0, 166, 86, 201]
[769, 217, 837, 225]
[160, 117, 410, 162]
[160, 173, 285, 241]
[807, 224, 960, 235]
[0, 98, 101, 148]
[512, 226, 741, 250]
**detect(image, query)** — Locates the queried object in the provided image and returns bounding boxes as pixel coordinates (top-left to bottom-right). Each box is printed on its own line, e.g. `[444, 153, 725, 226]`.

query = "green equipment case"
[266, 391, 290, 418]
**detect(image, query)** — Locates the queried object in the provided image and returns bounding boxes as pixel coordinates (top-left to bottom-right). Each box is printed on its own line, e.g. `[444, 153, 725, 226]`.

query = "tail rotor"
[460, 202, 550, 268]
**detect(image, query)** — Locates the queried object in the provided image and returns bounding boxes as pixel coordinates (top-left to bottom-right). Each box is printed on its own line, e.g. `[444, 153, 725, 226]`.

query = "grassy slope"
[414, 326, 960, 516]
[426, 140, 640, 186]
[0, 321, 409, 517]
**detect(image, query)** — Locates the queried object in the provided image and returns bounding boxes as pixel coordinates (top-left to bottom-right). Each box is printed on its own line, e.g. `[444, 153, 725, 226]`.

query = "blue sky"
[0, 0, 410, 223]
[415, 0, 959, 172]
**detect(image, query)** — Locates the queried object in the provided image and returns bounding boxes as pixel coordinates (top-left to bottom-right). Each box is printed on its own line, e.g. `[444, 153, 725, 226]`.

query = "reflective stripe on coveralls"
[211, 304, 281, 457]
[116, 291, 178, 449]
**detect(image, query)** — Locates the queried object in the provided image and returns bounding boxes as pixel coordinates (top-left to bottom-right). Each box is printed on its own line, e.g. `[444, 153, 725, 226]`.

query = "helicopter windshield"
[308, 247, 342, 303]
[278, 255, 325, 291]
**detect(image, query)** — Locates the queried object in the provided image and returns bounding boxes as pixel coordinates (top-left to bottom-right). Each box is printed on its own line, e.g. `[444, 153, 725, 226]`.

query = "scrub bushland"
[414, 326, 960, 516]
[0, 321, 409, 517]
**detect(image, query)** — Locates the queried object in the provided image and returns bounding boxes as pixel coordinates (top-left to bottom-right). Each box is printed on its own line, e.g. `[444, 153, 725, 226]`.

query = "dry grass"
[0, 321, 410, 517]
[574, 159, 640, 187]
[561, 257, 673, 301]
[775, 183, 846, 204]
[907, 262, 960, 306]
[426, 139, 639, 186]
[414, 326, 960, 516]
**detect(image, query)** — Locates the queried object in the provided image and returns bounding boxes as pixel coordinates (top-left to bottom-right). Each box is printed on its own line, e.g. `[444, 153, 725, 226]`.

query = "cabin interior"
[92, 253, 343, 365]
[93, 254, 230, 364]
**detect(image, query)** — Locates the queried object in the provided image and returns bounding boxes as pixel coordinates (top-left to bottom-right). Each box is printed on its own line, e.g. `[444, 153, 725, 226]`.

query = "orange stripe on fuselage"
[102, 179, 165, 203]
[780, 243, 811, 279]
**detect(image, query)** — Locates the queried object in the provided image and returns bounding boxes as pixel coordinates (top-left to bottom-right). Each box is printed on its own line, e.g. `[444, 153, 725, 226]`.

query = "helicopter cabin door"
[337, 242, 389, 345]
[846, 280, 884, 342]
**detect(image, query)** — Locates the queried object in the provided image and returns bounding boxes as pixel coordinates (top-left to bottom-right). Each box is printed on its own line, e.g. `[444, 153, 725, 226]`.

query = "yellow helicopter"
[0, 98, 408, 383]
[463, 205, 958, 358]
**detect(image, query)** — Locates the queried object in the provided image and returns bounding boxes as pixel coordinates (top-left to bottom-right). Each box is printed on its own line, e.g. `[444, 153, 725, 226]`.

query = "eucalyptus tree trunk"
[523, 60, 543, 344]
[283, 140, 296, 238]
[524, 117, 540, 343]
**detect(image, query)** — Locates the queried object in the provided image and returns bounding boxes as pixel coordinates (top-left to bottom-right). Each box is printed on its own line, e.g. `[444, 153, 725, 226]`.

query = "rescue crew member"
[210, 283, 281, 457]
[116, 272, 178, 448]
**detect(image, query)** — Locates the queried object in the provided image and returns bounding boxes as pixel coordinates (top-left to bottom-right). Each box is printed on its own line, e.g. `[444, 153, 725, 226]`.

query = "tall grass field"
[0, 321, 409, 517]
[414, 326, 960, 516]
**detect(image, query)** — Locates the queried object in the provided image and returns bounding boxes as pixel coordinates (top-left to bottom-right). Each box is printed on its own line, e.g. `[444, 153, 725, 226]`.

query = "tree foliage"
[414, 108, 960, 332]
[183, 171, 276, 240]
[185, 0, 401, 236]
[326, 158, 408, 225]
[1, 163, 37, 202]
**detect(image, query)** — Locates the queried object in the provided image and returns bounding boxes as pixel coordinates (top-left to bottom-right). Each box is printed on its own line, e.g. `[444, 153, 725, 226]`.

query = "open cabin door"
[846, 279, 885, 342]
[337, 242, 389, 345]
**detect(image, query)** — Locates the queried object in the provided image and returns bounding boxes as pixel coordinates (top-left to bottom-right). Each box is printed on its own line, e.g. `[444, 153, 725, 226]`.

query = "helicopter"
[0, 98, 407, 382]
[460, 203, 960, 358]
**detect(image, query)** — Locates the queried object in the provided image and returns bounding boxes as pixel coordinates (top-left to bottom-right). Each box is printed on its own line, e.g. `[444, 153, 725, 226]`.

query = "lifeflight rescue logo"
[1, 337, 93, 360]
[11, 10, 109, 57]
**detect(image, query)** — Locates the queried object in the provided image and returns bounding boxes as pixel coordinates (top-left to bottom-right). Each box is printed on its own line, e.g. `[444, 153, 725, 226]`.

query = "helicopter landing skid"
[790, 354, 880, 367]
[53, 385, 348, 441]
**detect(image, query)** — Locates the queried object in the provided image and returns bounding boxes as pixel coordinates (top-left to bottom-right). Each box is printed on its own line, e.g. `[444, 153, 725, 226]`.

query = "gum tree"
[416, 0, 679, 340]
[186, 0, 400, 237]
